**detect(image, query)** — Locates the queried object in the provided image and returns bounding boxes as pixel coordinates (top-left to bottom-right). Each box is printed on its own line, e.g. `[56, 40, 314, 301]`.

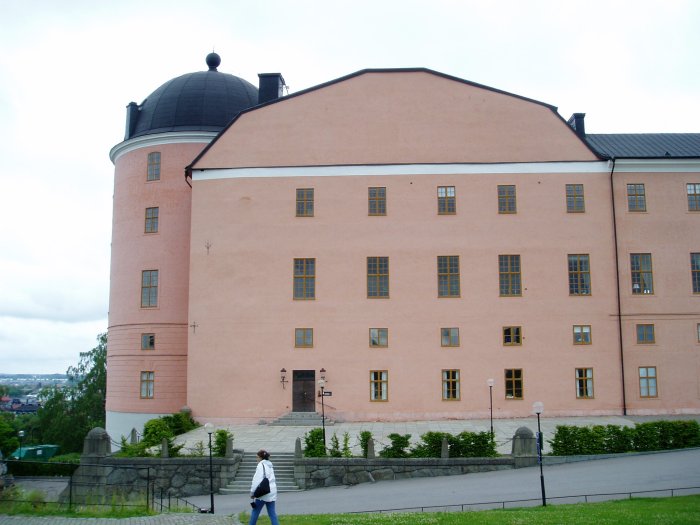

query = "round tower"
[106, 54, 258, 443]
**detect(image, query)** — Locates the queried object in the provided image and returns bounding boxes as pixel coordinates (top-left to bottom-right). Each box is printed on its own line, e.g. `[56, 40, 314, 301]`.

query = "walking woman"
[249, 449, 280, 525]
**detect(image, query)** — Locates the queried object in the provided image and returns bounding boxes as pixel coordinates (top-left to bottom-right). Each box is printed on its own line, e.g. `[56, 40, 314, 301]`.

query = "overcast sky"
[0, 0, 698, 374]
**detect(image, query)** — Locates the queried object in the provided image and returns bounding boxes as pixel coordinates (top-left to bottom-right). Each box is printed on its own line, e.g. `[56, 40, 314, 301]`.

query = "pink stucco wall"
[107, 141, 203, 416]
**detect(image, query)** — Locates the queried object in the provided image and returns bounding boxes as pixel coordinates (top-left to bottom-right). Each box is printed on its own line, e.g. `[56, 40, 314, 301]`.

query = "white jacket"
[250, 459, 277, 501]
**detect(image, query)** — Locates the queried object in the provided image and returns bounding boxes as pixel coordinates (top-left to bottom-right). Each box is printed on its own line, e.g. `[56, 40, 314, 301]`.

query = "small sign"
[323, 391, 333, 396]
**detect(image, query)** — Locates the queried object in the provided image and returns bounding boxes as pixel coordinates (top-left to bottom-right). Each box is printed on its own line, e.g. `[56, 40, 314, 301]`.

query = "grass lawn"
[240, 495, 700, 524]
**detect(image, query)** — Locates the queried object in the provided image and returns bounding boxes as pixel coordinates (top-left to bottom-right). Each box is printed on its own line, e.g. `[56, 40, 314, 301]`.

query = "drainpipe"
[609, 157, 627, 415]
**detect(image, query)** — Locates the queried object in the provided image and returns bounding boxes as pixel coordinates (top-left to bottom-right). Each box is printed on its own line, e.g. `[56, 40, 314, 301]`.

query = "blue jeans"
[249, 498, 279, 525]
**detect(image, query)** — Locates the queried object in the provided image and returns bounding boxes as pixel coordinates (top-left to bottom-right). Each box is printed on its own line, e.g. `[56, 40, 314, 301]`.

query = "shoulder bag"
[253, 463, 271, 498]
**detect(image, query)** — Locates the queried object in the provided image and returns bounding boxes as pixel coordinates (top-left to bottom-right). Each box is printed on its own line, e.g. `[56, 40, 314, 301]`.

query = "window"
[441, 328, 460, 347]
[293, 258, 315, 300]
[147, 152, 161, 181]
[692, 253, 700, 294]
[437, 186, 456, 215]
[369, 328, 388, 348]
[498, 185, 517, 213]
[499, 255, 521, 296]
[630, 253, 654, 294]
[636, 324, 655, 344]
[141, 270, 158, 308]
[627, 183, 646, 211]
[688, 183, 700, 211]
[505, 369, 523, 399]
[369, 187, 386, 216]
[575, 368, 594, 399]
[145, 207, 159, 233]
[296, 188, 314, 217]
[437, 256, 460, 297]
[370, 370, 388, 401]
[568, 254, 591, 296]
[141, 333, 155, 351]
[140, 371, 154, 398]
[367, 257, 389, 298]
[295, 328, 313, 348]
[503, 326, 522, 346]
[442, 369, 460, 400]
[566, 184, 585, 213]
[573, 325, 592, 345]
[639, 367, 658, 398]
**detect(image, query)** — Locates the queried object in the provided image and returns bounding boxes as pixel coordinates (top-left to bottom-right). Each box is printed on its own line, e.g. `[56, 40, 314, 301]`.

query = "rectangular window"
[499, 255, 522, 296]
[687, 183, 700, 211]
[367, 257, 389, 298]
[504, 369, 523, 399]
[568, 254, 591, 296]
[503, 326, 522, 346]
[575, 368, 594, 399]
[636, 324, 655, 344]
[141, 333, 155, 351]
[293, 258, 315, 300]
[370, 370, 388, 401]
[437, 186, 456, 215]
[147, 152, 161, 181]
[573, 325, 592, 345]
[369, 187, 386, 216]
[631, 253, 654, 294]
[369, 328, 388, 347]
[566, 184, 585, 213]
[639, 367, 658, 398]
[295, 328, 313, 348]
[627, 183, 646, 212]
[442, 369, 460, 400]
[141, 270, 158, 308]
[441, 327, 460, 347]
[691, 253, 700, 294]
[437, 255, 460, 297]
[296, 188, 314, 217]
[145, 207, 159, 233]
[498, 185, 517, 213]
[140, 371, 154, 398]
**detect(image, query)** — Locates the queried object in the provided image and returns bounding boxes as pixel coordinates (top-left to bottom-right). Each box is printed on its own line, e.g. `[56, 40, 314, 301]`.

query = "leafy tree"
[36, 333, 107, 453]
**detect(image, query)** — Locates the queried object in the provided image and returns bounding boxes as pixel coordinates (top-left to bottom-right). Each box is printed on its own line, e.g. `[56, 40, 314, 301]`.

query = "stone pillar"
[130, 428, 138, 445]
[295, 437, 302, 459]
[441, 438, 449, 459]
[366, 438, 375, 459]
[225, 437, 234, 458]
[511, 426, 537, 468]
[66, 427, 113, 504]
[161, 438, 169, 458]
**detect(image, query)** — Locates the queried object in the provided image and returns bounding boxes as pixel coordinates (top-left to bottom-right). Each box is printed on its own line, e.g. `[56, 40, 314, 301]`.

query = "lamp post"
[532, 401, 546, 507]
[18, 430, 25, 460]
[486, 378, 495, 438]
[204, 422, 215, 513]
[317, 375, 326, 451]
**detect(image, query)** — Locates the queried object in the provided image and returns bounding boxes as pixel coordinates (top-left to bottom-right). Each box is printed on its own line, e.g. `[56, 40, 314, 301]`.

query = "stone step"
[221, 452, 301, 494]
[269, 412, 334, 426]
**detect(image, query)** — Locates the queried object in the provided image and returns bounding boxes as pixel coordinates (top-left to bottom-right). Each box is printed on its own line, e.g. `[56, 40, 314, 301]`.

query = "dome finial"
[206, 51, 221, 72]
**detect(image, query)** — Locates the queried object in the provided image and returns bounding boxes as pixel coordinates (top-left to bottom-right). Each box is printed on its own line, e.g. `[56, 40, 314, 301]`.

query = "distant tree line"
[0, 333, 106, 457]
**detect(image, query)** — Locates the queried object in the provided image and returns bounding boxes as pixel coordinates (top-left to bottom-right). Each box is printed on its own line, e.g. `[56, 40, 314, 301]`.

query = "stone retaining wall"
[294, 456, 516, 489]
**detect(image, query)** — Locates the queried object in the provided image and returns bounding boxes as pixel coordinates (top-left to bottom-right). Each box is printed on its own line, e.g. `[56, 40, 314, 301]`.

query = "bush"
[142, 419, 173, 447]
[411, 431, 497, 458]
[550, 420, 700, 456]
[342, 432, 352, 458]
[160, 411, 198, 436]
[379, 433, 411, 458]
[328, 433, 342, 458]
[358, 431, 373, 458]
[214, 429, 233, 457]
[303, 428, 326, 457]
[410, 431, 452, 458]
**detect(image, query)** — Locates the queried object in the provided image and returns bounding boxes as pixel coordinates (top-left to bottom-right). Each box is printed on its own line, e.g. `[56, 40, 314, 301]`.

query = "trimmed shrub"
[379, 433, 411, 458]
[358, 430, 373, 458]
[213, 429, 233, 457]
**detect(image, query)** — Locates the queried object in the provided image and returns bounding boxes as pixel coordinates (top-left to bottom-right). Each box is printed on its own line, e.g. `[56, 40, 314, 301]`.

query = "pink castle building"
[107, 54, 700, 441]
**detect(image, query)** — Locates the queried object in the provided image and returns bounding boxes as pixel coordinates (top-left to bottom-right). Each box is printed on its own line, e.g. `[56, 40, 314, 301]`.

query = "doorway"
[292, 370, 316, 412]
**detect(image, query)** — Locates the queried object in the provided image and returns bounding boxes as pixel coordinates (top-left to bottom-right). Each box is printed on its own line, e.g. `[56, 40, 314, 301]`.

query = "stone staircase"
[269, 411, 333, 426]
[220, 452, 301, 494]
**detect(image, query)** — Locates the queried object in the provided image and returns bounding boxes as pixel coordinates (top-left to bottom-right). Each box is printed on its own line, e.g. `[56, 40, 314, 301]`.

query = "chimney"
[567, 113, 586, 138]
[258, 73, 286, 104]
[125, 102, 139, 140]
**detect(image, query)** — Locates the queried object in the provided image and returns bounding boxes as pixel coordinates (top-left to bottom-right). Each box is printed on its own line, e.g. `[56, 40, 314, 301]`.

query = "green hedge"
[549, 420, 700, 456]
[411, 431, 497, 458]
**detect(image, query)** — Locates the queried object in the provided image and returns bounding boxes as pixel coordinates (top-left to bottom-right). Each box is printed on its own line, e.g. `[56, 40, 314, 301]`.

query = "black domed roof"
[129, 53, 258, 138]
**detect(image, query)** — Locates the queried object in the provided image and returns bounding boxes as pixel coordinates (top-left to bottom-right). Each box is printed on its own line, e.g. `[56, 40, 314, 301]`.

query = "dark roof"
[586, 134, 700, 159]
[129, 53, 258, 139]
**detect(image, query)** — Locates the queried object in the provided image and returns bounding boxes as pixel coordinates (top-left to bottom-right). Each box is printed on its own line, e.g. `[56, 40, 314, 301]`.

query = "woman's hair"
[257, 449, 270, 460]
